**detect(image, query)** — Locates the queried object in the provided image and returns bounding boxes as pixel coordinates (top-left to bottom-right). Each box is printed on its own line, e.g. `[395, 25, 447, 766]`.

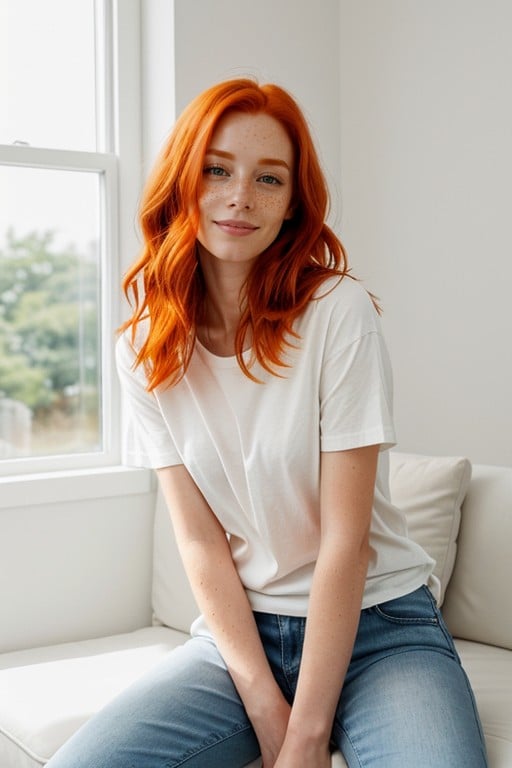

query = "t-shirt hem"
[245, 564, 436, 618]
[321, 427, 396, 453]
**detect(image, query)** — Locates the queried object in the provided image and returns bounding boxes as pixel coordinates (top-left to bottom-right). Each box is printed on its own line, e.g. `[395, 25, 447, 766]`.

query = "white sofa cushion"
[456, 639, 512, 766]
[442, 464, 512, 650]
[0, 627, 187, 768]
[388, 451, 471, 604]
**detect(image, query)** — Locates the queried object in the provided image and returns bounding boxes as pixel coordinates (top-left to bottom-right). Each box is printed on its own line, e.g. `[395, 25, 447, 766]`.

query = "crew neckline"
[195, 337, 252, 368]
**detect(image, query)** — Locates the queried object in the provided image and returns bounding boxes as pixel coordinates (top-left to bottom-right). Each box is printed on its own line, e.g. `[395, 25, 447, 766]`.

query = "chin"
[208, 249, 259, 264]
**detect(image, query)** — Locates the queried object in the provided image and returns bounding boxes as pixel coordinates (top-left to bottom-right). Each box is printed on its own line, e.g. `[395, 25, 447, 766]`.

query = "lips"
[214, 219, 259, 236]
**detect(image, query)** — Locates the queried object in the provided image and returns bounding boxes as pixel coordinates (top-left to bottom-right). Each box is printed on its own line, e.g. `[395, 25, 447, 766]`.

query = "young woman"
[47, 79, 487, 768]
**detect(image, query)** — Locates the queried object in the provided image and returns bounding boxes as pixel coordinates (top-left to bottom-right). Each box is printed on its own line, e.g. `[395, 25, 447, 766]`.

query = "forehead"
[207, 111, 294, 163]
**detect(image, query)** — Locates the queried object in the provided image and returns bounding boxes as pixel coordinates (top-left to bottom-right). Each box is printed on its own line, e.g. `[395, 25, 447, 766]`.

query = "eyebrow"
[206, 148, 291, 170]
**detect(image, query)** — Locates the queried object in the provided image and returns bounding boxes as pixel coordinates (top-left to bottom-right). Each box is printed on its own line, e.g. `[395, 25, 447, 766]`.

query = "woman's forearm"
[179, 533, 292, 765]
[287, 538, 370, 745]
[157, 463, 292, 765]
[284, 446, 377, 750]
[157, 465, 287, 729]
[180, 534, 283, 711]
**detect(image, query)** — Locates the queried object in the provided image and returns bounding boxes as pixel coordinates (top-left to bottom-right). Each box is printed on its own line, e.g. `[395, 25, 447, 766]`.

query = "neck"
[196, 245, 254, 355]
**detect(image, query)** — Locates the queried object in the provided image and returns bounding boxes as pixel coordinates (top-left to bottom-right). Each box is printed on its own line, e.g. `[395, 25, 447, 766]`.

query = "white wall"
[338, 1, 512, 467]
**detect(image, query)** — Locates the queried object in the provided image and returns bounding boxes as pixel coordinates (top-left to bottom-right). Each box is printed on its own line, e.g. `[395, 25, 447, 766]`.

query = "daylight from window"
[0, 0, 96, 151]
[0, 0, 105, 462]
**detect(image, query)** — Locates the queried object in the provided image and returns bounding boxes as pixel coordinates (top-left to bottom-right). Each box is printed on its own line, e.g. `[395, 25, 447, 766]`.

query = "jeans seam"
[276, 615, 296, 700]
[373, 585, 442, 626]
[336, 726, 362, 768]
[422, 586, 461, 659]
[425, 601, 489, 765]
[458, 672, 489, 762]
[373, 606, 438, 625]
[166, 721, 255, 767]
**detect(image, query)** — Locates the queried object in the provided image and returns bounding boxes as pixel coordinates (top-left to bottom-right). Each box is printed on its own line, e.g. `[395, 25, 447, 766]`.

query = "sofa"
[0, 452, 511, 767]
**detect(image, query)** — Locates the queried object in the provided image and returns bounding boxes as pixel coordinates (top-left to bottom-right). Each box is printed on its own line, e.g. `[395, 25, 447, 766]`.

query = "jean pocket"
[373, 586, 439, 626]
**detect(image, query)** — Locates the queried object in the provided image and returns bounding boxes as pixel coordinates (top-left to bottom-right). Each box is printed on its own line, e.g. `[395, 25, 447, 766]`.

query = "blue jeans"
[46, 586, 487, 767]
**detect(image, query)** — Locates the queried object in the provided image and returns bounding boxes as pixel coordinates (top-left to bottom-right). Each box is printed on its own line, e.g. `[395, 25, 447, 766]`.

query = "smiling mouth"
[214, 219, 259, 235]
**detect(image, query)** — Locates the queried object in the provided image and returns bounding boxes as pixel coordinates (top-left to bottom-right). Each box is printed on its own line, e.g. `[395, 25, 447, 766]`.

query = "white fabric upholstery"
[388, 451, 471, 604]
[442, 464, 512, 650]
[0, 628, 187, 768]
[456, 640, 512, 765]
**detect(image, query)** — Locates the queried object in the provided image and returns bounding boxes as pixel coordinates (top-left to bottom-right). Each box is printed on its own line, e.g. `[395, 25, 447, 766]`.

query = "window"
[0, 0, 141, 476]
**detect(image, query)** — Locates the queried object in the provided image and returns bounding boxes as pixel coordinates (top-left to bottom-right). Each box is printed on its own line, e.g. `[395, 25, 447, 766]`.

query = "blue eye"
[259, 174, 281, 185]
[204, 165, 228, 177]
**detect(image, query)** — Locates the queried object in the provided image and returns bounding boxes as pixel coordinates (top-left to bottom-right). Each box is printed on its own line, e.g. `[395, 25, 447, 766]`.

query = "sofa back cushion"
[442, 464, 512, 650]
[388, 452, 471, 605]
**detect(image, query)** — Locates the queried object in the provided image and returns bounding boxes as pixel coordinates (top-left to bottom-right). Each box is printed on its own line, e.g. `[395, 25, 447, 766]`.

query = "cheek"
[255, 191, 292, 220]
[198, 188, 222, 209]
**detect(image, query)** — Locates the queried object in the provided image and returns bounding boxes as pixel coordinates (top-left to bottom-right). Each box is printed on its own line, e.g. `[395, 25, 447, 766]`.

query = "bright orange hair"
[121, 78, 354, 388]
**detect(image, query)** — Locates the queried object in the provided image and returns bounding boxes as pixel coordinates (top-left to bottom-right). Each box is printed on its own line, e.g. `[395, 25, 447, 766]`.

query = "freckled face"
[196, 111, 294, 265]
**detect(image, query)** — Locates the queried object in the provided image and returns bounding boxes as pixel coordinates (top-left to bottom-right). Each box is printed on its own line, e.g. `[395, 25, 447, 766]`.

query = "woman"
[47, 79, 487, 768]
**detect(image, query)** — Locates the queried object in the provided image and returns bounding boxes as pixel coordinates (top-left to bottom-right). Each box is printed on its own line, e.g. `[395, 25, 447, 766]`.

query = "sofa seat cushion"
[0, 626, 346, 768]
[0, 627, 188, 768]
[455, 638, 512, 766]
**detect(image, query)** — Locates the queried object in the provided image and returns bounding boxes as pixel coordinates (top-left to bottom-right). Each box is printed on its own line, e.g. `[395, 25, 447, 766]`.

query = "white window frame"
[0, 0, 152, 503]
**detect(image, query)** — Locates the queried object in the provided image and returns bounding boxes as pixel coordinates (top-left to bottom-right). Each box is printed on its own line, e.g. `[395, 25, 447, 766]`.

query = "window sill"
[0, 465, 154, 509]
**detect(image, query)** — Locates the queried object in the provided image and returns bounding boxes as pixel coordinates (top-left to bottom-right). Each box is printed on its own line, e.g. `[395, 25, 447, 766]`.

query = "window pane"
[0, 166, 102, 459]
[1, 0, 97, 151]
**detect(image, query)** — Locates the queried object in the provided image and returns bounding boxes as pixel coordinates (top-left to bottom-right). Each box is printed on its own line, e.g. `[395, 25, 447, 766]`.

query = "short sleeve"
[320, 327, 396, 453]
[115, 332, 182, 468]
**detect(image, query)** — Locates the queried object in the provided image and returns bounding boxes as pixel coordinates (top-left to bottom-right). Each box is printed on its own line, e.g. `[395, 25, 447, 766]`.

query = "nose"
[228, 177, 253, 210]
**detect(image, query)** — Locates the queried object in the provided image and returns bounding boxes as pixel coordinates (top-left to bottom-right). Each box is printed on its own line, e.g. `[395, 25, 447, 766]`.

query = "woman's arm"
[275, 444, 379, 767]
[156, 465, 290, 766]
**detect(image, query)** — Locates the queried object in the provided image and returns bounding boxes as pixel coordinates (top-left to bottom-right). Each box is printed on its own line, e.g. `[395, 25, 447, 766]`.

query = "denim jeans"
[46, 586, 487, 767]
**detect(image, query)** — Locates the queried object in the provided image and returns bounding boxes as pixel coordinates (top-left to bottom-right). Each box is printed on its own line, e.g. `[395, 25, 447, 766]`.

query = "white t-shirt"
[116, 275, 437, 615]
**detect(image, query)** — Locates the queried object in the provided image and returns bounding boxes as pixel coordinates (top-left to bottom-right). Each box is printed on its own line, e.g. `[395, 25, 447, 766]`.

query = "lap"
[47, 587, 487, 768]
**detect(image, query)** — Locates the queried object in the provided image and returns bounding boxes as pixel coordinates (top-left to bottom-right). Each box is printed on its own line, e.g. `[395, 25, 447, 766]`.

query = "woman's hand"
[272, 733, 331, 768]
[250, 693, 291, 768]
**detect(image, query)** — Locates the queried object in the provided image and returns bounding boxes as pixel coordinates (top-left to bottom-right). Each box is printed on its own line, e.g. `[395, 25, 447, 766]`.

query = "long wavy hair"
[121, 78, 354, 388]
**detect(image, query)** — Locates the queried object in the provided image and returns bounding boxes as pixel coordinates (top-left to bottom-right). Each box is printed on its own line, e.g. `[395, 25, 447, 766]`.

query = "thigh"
[46, 633, 259, 768]
[332, 587, 488, 768]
